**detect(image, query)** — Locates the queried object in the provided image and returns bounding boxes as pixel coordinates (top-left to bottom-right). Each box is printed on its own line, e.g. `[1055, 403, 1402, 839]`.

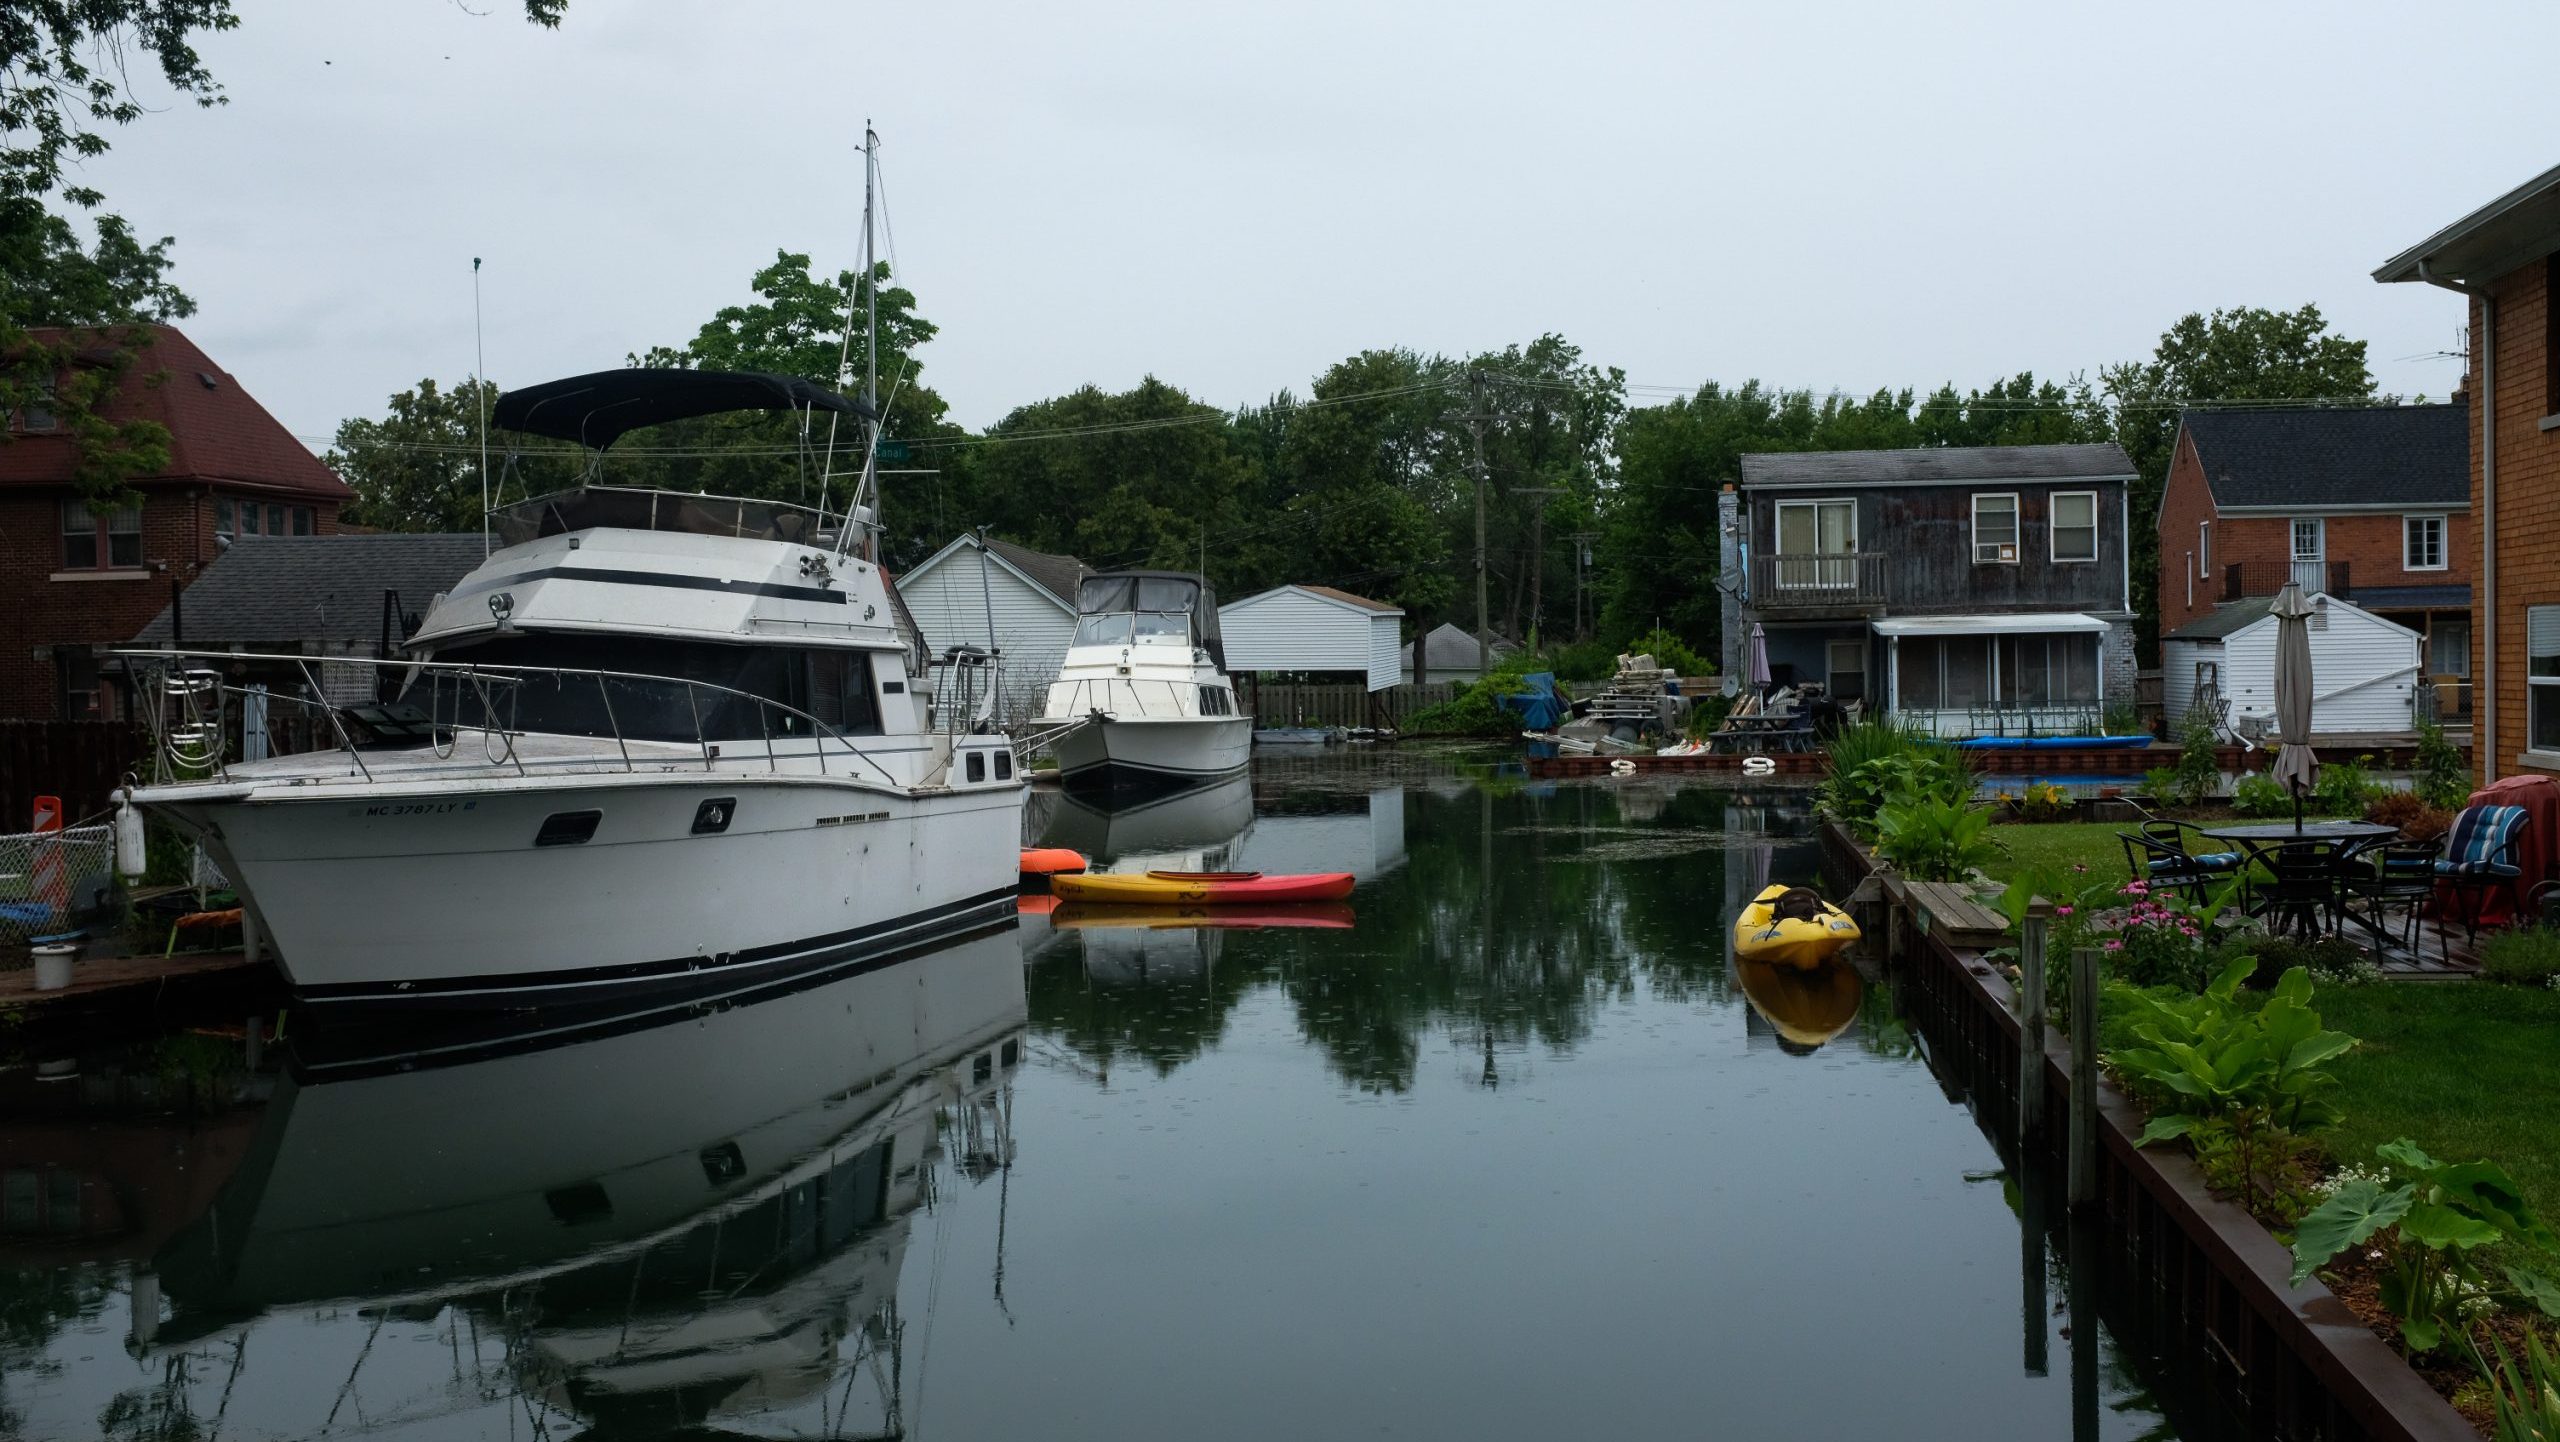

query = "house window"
[1972, 493, 2020, 563]
[218, 499, 315, 540]
[1826, 639, 1865, 702]
[2532, 606, 2560, 750]
[60, 499, 142, 569]
[2197, 521, 2211, 578]
[2290, 516, 2326, 593]
[14, 382, 57, 433]
[1772, 498, 1856, 588]
[2404, 514, 2447, 571]
[2050, 491, 2098, 563]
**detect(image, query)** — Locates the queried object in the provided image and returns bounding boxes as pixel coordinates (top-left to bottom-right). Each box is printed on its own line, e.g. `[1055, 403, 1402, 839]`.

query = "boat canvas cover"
[1076, 571, 1225, 663]
[493, 369, 874, 451]
[1498, 672, 1568, 731]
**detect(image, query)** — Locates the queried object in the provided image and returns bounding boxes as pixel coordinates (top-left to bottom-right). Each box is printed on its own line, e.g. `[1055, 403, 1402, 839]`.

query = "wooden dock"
[0, 948, 278, 1013]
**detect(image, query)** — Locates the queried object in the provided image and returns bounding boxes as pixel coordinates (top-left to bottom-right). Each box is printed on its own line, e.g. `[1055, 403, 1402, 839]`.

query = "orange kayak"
[1019, 847, 1089, 875]
[1047, 869, 1356, 905]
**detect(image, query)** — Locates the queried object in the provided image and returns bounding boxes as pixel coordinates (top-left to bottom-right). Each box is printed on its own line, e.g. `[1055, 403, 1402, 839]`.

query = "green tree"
[329, 377, 524, 533]
[965, 378, 1253, 576]
[2103, 305, 2378, 655]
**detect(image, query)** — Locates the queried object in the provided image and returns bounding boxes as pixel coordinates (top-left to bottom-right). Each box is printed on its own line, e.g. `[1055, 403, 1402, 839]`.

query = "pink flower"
[2055, 905, 2074, 917]
[2105, 939, 2123, 951]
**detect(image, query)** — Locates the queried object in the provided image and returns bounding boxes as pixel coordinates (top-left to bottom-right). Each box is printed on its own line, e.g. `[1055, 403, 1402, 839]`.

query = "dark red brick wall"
[0, 485, 340, 719]
[2475, 261, 2560, 777]
[2156, 428, 2218, 634]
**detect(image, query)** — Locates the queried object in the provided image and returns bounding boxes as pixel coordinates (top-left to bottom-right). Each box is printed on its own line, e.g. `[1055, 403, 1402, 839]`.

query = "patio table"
[2194, 820, 2399, 943]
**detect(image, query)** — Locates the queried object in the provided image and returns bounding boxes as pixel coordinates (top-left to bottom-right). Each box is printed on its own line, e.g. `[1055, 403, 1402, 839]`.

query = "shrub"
[1873, 793, 2000, 882]
[2103, 700, 2144, 737]
[2478, 928, 2560, 989]
[2232, 771, 2294, 818]
[1406, 655, 1542, 737]
[2366, 789, 2456, 842]
[1620, 626, 1715, 682]
[2166, 711, 2220, 809]
[2102, 878, 2234, 991]
[2414, 719, 2473, 811]
[2223, 934, 2375, 987]
[2142, 765, 2181, 804]
[1818, 719, 1976, 834]
[1542, 638, 1619, 684]
[2316, 753, 2383, 814]
[1683, 691, 1734, 739]
[2005, 781, 2074, 823]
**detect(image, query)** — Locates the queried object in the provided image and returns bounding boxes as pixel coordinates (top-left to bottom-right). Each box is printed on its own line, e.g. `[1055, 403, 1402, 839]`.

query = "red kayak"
[1047, 869, 1357, 905]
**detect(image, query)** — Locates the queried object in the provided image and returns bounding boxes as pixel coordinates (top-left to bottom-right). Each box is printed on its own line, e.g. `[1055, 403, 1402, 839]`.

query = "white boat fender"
[1608, 758, 1637, 775]
[113, 789, 147, 880]
[1741, 755, 1777, 776]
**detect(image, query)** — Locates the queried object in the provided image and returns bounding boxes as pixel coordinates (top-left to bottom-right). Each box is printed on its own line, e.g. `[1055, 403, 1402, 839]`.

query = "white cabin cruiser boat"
[122, 369, 1023, 1010]
[1034, 570, 1252, 793]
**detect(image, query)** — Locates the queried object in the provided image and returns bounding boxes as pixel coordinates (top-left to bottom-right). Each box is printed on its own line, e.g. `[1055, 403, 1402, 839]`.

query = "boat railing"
[115, 649, 903, 789]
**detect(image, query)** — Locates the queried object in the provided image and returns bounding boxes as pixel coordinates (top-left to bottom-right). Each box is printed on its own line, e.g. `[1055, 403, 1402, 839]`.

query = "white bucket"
[31, 943, 77, 992]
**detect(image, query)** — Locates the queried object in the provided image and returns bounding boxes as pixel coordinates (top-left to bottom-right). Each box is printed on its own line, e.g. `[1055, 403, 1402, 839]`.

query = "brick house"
[2154, 404, 2472, 723]
[0, 325, 352, 719]
[2377, 164, 2560, 781]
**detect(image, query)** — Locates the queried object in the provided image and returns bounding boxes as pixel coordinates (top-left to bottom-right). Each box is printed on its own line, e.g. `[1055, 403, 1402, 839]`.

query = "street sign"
[875, 440, 911, 463]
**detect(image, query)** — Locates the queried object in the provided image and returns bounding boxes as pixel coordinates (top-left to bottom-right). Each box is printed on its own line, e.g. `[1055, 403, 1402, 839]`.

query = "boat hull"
[1043, 714, 1253, 793]
[1731, 884, 1862, 970]
[144, 772, 1022, 1009]
[1048, 870, 1355, 905]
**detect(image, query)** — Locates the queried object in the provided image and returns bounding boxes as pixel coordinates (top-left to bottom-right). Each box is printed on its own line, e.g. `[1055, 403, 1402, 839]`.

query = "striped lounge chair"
[2434, 803, 2530, 955]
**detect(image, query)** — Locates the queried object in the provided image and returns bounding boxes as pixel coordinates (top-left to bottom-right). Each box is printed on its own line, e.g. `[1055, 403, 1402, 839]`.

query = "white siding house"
[1218, 585, 1404, 691]
[2161, 592, 2421, 737]
[894, 535, 1088, 723]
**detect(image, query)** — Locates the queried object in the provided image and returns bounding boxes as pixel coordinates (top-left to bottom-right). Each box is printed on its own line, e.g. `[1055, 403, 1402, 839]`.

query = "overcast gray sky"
[73, 1, 2559, 445]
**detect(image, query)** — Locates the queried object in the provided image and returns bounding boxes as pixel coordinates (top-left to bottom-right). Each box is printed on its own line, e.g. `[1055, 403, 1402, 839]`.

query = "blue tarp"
[1496, 671, 1568, 732]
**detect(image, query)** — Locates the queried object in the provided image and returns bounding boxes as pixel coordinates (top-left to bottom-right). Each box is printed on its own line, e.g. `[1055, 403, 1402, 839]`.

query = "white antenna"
[473, 256, 490, 557]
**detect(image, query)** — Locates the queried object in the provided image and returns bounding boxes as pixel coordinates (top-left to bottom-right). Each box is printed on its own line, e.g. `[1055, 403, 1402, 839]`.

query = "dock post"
[2068, 945, 2099, 1211]
[2018, 901, 2052, 1148]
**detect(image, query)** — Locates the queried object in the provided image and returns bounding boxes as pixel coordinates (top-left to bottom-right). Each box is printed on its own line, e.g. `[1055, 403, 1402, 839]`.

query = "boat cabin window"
[414, 635, 884, 741]
[1072, 572, 1224, 661]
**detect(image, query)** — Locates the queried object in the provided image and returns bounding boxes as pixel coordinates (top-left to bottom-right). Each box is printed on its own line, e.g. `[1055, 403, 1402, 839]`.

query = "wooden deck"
[0, 948, 277, 1011]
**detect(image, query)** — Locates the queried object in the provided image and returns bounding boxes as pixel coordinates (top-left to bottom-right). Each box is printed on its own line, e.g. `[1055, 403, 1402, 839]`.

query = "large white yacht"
[123, 369, 1023, 1010]
[1033, 570, 1252, 793]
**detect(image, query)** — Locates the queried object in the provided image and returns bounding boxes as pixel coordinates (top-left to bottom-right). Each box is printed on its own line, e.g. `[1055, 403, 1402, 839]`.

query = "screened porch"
[1877, 614, 2111, 739]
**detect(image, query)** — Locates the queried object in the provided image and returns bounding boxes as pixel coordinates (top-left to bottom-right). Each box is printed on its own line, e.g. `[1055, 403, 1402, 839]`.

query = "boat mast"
[859, 122, 881, 562]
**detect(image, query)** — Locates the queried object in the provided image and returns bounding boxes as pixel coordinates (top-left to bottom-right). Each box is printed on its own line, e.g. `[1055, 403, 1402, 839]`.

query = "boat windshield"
[1072, 573, 1214, 653]
[406, 634, 880, 741]
[1072, 611, 1190, 647]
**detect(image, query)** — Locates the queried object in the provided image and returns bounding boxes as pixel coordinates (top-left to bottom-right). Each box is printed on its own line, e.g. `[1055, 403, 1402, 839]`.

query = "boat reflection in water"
[140, 924, 1027, 1438]
[1734, 954, 1866, 1055]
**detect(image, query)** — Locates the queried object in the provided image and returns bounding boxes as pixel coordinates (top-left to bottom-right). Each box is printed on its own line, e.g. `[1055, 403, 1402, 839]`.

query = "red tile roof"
[1, 325, 351, 499]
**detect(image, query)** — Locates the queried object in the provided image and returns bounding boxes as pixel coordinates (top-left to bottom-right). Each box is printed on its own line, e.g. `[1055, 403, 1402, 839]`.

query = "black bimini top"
[493, 368, 875, 451]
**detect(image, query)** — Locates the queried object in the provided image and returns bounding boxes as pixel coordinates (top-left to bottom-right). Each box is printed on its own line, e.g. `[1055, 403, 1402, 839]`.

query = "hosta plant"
[2289, 1138, 2560, 1354]
[1872, 795, 2000, 883]
[2106, 960, 2354, 1217]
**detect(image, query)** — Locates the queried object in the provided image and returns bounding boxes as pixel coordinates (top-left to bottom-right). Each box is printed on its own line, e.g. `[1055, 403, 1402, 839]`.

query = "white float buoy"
[31, 943, 76, 991]
[113, 789, 147, 880]
[1741, 755, 1778, 777]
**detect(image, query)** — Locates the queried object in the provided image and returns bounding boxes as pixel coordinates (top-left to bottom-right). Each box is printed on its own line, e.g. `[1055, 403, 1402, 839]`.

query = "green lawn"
[2317, 982, 2560, 1222]
[1983, 821, 2139, 884]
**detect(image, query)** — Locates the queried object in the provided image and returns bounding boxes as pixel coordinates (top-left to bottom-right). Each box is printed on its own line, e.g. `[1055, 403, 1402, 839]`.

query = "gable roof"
[2180, 405, 2465, 509]
[1226, 582, 1403, 617]
[2375, 162, 2560, 287]
[2, 325, 351, 499]
[900, 533, 1090, 610]
[1409, 621, 1518, 670]
[131, 534, 487, 646]
[1739, 442, 2134, 490]
[2163, 594, 2275, 642]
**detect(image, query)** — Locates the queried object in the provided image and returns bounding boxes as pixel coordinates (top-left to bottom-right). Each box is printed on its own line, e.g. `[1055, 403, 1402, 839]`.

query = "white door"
[2291, 518, 2326, 594]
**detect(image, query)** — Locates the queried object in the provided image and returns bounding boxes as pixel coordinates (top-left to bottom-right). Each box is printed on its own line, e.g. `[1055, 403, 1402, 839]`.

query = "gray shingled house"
[1720, 442, 2141, 738]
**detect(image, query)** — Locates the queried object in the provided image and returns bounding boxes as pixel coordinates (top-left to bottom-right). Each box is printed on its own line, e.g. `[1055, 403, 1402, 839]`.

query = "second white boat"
[1034, 570, 1252, 793]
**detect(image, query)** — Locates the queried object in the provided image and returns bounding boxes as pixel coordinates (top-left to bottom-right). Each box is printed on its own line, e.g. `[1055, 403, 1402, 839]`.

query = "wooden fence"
[1244, 682, 1456, 728]
[0, 721, 144, 828]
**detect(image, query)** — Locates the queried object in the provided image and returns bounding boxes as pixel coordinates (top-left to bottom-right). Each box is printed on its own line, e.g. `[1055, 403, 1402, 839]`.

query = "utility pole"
[1466, 368, 1491, 655]
[1514, 487, 1566, 644]
[1568, 531, 1600, 640]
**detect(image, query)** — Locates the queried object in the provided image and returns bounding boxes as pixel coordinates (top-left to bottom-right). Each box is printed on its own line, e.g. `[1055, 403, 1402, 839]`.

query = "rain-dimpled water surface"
[0, 749, 2196, 1441]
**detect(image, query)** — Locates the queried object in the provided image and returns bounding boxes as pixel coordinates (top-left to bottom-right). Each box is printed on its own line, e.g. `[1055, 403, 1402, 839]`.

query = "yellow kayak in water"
[1732, 884, 1861, 970]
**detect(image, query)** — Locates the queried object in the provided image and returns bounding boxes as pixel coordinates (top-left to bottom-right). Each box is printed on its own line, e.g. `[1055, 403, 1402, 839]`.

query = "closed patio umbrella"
[2270, 583, 2319, 829]
[1746, 622, 1772, 704]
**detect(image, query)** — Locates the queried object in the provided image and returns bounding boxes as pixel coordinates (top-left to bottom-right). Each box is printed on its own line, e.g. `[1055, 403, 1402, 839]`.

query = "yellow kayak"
[1736, 955, 1865, 1054]
[1732, 884, 1861, 970]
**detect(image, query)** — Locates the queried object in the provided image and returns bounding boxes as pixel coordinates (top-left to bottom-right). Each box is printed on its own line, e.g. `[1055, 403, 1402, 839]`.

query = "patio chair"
[2434, 803, 2531, 957]
[2117, 820, 2244, 906]
[2257, 842, 2354, 942]
[2342, 838, 2443, 955]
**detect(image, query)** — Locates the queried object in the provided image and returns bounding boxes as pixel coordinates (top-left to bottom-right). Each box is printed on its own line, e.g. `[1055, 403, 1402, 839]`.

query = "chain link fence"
[0, 825, 115, 943]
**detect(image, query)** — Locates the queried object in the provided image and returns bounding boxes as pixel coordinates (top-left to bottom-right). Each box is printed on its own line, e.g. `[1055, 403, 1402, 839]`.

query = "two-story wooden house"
[0, 325, 351, 719]
[2377, 163, 2560, 782]
[2155, 404, 2471, 722]
[1723, 442, 2139, 738]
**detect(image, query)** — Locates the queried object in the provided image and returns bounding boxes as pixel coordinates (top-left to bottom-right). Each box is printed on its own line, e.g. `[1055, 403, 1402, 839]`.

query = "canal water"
[0, 749, 2195, 1440]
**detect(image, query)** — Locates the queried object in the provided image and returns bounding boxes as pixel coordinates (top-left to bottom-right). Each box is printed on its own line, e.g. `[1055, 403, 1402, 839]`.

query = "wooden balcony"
[1751, 553, 1887, 613]
[2220, 559, 2350, 602]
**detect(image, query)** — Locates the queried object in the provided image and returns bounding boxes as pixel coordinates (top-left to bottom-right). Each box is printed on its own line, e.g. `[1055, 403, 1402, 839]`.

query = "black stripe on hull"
[1056, 757, 1248, 796]
[289, 886, 1017, 1012]
[289, 916, 1021, 1081]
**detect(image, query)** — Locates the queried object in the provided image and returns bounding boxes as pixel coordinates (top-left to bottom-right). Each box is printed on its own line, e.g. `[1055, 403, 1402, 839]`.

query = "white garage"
[1217, 584, 1405, 691]
[2162, 592, 2421, 737]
